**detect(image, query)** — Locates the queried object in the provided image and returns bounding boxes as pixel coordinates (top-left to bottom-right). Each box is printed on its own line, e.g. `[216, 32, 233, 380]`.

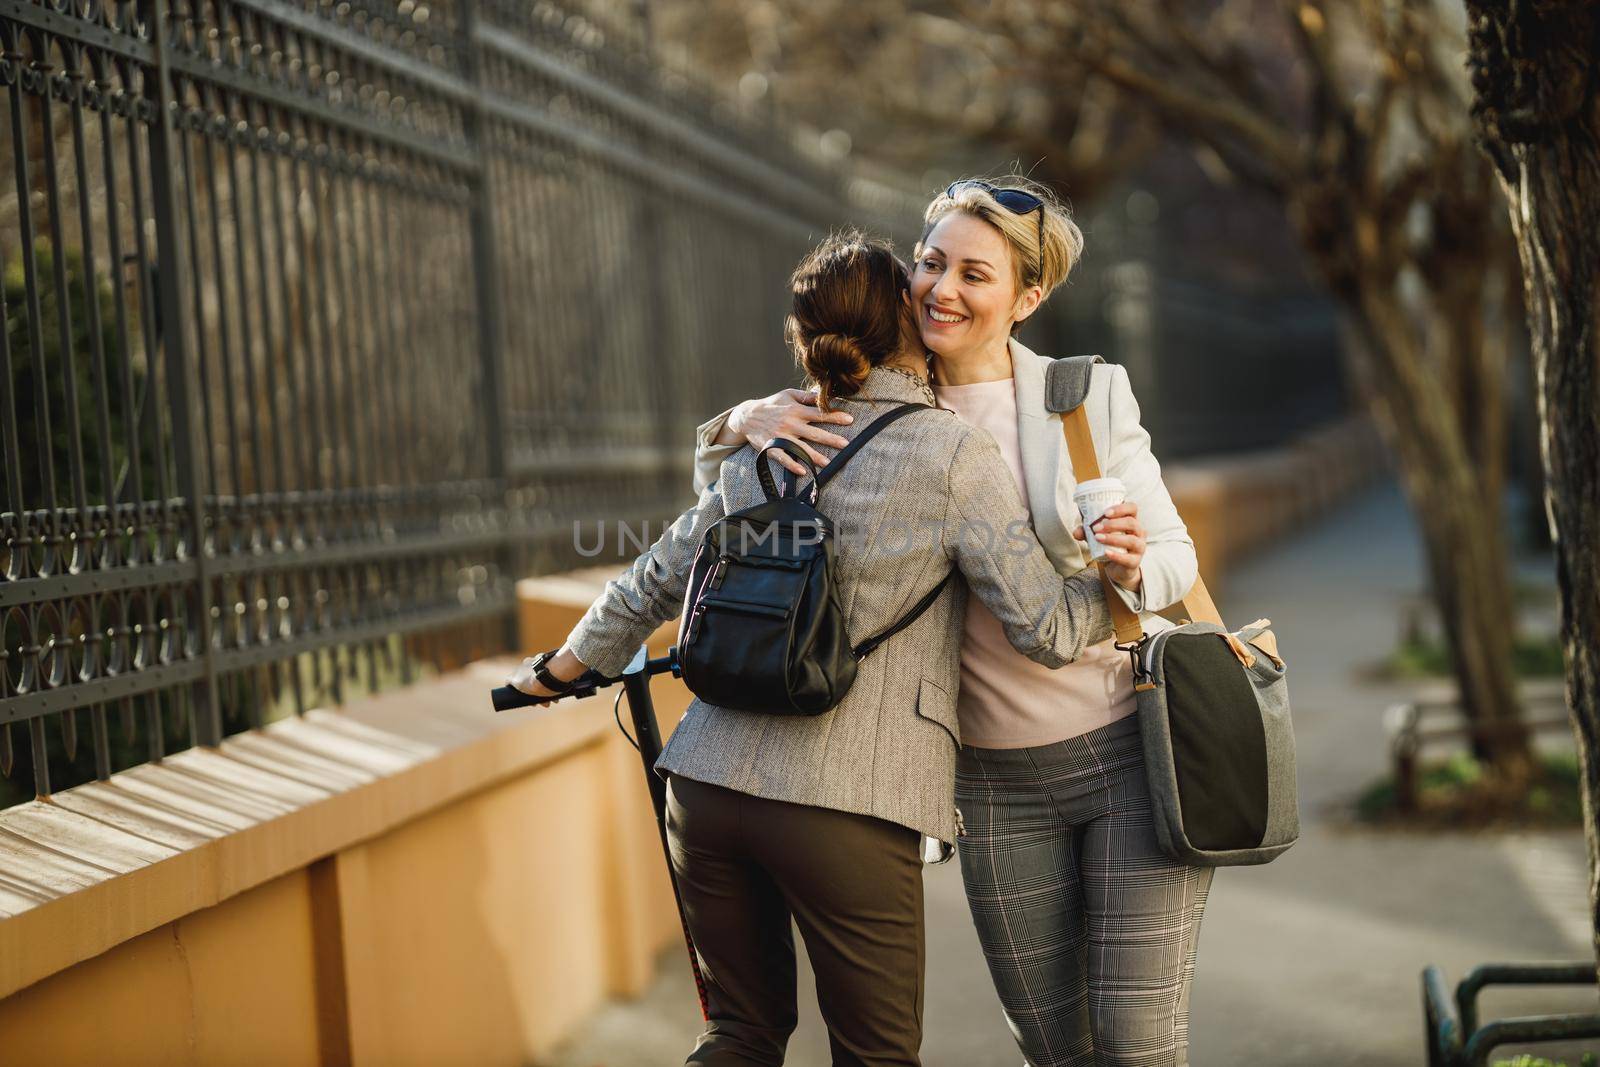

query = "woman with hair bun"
[698, 181, 1211, 1067]
[511, 230, 1119, 1066]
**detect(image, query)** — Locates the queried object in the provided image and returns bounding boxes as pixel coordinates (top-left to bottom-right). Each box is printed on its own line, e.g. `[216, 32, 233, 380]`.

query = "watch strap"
[531, 650, 576, 693]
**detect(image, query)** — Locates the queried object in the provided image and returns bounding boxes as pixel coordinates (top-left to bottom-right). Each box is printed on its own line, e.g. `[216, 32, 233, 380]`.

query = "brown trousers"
[665, 774, 926, 1066]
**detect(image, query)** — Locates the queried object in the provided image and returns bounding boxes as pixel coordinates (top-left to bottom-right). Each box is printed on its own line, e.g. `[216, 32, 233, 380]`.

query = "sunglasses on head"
[944, 180, 1046, 280]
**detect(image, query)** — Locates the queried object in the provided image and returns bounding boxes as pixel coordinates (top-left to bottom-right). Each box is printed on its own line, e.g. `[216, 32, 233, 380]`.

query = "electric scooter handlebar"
[490, 671, 609, 711]
[490, 649, 679, 712]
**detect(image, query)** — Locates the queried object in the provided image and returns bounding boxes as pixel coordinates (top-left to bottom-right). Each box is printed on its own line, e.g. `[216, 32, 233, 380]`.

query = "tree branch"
[1070, 50, 1300, 190]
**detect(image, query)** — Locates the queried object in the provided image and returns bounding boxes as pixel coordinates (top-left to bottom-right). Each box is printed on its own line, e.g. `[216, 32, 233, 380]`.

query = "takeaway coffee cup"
[1073, 477, 1127, 562]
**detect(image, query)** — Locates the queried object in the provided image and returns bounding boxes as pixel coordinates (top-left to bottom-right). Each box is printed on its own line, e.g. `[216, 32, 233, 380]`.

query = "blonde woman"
[695, 178, 1211, 1067]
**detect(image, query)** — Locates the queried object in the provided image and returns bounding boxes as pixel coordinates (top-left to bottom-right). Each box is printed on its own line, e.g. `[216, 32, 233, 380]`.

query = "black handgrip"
[489, 652, 681, 713]
[491, 685, 547, 711]
[491, 669, 607, 712]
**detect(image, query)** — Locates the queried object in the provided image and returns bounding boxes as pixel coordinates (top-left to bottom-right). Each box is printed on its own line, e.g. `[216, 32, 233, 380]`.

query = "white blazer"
[692, 337, 1197, 636]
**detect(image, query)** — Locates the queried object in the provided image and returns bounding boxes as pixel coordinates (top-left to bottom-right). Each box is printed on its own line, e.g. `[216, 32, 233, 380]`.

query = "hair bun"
[784, 231, 907, 410]
[804, 332, 871, 398]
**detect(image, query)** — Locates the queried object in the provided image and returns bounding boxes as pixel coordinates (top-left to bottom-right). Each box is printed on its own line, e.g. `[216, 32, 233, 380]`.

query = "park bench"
[1384, 679, 1571, 814]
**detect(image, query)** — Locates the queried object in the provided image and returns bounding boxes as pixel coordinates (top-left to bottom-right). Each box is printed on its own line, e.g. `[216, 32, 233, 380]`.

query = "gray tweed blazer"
[566, 367, 1114, 843]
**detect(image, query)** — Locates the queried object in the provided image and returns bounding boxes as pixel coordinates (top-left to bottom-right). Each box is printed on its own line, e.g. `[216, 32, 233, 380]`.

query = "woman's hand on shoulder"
[727, 388, 853, 475]
[1072, 501, 1145, 593]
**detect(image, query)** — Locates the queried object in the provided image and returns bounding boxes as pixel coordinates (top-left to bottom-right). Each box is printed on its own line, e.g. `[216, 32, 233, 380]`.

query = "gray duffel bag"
[1124, 615, 1299, 865]
[1050, 355, 1300, 866]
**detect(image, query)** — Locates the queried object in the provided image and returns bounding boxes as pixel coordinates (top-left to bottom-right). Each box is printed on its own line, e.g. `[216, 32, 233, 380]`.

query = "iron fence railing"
[0, 0, 912, 805]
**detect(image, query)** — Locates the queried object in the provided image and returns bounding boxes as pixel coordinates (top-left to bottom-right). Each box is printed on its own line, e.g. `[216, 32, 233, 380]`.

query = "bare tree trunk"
[1412, 484, 1527, 774]
[1296, 170, 1531, 778]
[1467, 0, 1600, 975]
[1340, 281, 1531, 778]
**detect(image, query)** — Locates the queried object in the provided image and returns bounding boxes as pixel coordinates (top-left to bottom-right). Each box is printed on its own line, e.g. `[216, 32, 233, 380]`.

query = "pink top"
[934, 378, 1137, 748]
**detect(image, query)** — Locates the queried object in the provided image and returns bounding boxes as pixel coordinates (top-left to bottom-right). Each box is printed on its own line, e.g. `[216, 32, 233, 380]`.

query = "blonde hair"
[916, 174, 1084, 306]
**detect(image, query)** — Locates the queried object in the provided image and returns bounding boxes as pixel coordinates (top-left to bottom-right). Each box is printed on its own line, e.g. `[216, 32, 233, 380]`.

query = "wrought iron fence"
[0, 0, 915, 805]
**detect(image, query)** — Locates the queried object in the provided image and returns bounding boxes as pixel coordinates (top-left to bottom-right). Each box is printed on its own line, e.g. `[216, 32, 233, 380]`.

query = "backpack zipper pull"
[684, 603, 707, 644]
[709, 558, 729, 590]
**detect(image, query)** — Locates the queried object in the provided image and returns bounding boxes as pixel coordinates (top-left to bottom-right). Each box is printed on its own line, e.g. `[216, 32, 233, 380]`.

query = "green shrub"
[2, 238, 156, 514]
[1384, 634, 1566, 679]
[1355, 750, 1584, 827]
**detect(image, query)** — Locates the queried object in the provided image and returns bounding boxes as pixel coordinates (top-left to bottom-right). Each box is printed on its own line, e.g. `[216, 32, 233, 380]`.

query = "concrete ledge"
[0, 657, 622, 1000]
[0, 573, 691, 1065]
[1166, 415, 1386, 594]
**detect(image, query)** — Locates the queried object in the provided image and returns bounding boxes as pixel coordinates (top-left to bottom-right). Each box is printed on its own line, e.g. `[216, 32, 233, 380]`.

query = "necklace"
[881, 364, 937, 406]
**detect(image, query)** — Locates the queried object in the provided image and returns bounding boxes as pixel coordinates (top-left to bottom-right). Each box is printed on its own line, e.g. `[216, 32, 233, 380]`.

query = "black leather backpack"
[675, 403, 952, 716]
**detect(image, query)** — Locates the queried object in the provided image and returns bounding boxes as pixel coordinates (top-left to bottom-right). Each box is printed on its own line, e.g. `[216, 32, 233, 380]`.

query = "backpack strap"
[757, 439, 821, 502]
[806, 402, 947, 495]
[851, 572, 954, 660]
[799, 401, 957, 659]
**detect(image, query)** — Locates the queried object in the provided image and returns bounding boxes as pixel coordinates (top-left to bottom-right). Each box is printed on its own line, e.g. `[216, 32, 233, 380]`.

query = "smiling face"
[909, 212, 1043, 368]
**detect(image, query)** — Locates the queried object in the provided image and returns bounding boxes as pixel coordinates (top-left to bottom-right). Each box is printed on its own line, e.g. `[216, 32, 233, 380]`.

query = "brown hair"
[785, 230, 910, 411]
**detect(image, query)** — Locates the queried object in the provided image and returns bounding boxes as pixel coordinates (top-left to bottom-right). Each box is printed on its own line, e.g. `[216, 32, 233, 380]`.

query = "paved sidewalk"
[541, 480, 1594, 1067]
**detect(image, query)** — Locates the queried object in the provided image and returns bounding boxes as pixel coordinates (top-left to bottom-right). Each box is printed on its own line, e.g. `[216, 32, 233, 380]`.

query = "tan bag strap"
[1061, 405, 1225, 643]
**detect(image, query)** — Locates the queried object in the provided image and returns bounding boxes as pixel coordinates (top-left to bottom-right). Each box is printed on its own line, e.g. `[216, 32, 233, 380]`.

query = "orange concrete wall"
[0, 872, 324, 1066]
[0, 583, 690, 1067]
[1166, 415, 1387, 599]
[338, 746, 617, 1065]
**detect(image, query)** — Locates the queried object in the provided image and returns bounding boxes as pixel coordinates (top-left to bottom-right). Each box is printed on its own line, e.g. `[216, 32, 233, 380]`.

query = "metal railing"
[1423, 962, 1600, 1066]
[0, 0, 913, 804]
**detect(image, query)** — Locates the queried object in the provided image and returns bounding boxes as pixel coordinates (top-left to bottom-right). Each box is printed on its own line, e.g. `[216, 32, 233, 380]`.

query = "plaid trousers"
[955, 713, 1213, 1067]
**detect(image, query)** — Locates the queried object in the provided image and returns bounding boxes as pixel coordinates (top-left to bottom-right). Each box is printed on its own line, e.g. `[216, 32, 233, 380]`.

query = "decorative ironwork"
[0, 0, 902, 804]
